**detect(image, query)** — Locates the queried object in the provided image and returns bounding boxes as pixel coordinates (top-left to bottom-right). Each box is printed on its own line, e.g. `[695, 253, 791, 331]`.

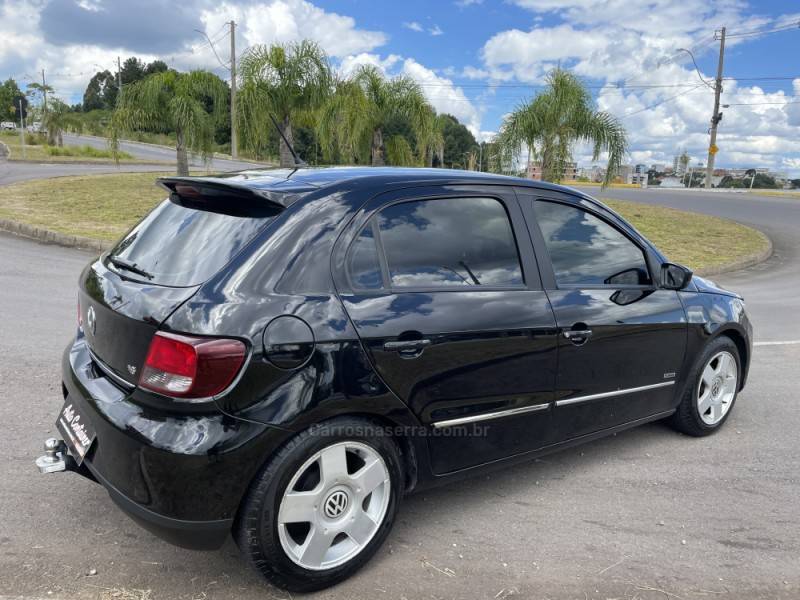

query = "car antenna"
[269, 114, 306, 168]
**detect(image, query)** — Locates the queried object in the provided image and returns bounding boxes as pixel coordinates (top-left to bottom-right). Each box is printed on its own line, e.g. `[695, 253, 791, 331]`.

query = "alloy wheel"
[697, 350, 738, 425]
[277, 441, 391, 571]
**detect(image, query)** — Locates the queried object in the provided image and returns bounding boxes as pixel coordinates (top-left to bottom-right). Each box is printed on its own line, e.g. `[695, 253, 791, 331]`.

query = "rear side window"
[372, 197, 523, 289]
[347, 222, 383, 290]
[108, 199, 277, 287]
[534, 200, 651, 286]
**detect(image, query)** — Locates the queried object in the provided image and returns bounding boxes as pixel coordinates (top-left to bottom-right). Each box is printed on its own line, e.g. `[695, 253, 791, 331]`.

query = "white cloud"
[400, 58, 481, 135]
[403, 21, 424, 32]
[0, 0, 387, 104]
[429, 25, 444, 36]
[202, 0, 385, 59]
[336, 52, 483, 136]
[476, 0, 800, 174]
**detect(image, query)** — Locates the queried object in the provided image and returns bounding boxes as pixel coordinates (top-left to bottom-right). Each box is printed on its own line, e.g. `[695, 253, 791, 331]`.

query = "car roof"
[208, 166, 584, 196]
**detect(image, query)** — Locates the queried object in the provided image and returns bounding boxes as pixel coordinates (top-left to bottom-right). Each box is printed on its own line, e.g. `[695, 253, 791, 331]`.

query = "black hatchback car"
[39, 167, 751, 592]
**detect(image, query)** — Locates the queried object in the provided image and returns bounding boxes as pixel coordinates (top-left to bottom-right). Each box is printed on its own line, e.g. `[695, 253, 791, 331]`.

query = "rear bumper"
[82, 457, 232, 550]
[58, 336, 288, 550]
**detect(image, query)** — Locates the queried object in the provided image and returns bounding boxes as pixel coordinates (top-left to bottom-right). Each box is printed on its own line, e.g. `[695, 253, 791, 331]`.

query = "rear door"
[517, 189, 687, 439]
[333, 185, 559, 474]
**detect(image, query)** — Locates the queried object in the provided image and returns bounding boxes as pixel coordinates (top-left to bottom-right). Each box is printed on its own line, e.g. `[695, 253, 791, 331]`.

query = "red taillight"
[139, 332, 247, 400]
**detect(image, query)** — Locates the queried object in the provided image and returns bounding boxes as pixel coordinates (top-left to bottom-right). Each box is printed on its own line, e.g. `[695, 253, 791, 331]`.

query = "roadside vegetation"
[0, 173, 770, 272]
[496, 68, 627, 186]
[0, 131, 135, 162]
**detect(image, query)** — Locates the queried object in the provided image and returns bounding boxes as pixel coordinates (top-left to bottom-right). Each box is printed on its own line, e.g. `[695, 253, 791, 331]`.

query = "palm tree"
[41, 98, 80, 146]
[417, 110, 446, 167]
[318, 65, 434, 166]
[111, 70, 228, 175]
[237, 41, 331, 167]
[497, 68, 627, 187]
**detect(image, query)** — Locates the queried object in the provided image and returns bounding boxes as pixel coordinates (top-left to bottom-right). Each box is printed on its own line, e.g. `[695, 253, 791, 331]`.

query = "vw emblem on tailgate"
[86, 306, 96, 335]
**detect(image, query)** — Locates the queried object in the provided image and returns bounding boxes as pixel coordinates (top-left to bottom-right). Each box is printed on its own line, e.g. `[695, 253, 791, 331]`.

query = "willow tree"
[498, 68, 627, 186]
[111, 69, 228, 175]
[237, 41, 331, 167]
[318, 65, 434, 166]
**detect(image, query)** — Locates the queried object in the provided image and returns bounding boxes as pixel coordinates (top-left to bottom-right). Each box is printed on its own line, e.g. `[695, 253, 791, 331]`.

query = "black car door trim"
[431, 401, 551, 428]
[554, 380, 675, 407]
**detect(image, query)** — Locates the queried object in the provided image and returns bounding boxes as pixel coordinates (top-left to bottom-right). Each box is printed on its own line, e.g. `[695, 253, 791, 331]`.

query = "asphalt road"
[60, 133, 262, 172]
[574, 186, 800, 342]
[1, 183, 799, 599]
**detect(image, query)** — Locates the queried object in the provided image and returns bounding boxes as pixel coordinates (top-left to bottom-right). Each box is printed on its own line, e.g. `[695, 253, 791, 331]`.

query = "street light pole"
[229, 20, 238, 159]
[705, 27, 726, 188]
[18, 98, 26, 159]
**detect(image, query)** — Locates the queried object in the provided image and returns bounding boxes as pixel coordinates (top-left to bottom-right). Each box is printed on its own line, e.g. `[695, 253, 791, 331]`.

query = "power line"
[725, 20, 800, 39]
[725, 100, 800, 106]
[193, 28, 230, 70]
[620, 85, 707, 119]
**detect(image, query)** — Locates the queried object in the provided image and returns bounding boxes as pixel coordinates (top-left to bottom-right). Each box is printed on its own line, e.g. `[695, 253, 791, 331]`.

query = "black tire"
[669, 335, 741, 437]
[234, 417, 403, 593]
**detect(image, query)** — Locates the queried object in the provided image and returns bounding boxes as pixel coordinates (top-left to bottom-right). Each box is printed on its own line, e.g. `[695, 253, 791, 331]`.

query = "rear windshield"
[108, 198, 278, 287]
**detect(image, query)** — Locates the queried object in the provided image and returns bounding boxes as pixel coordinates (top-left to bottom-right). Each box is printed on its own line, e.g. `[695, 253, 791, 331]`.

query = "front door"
[333, 186, 559, 474]
[518, 190, 687, 439]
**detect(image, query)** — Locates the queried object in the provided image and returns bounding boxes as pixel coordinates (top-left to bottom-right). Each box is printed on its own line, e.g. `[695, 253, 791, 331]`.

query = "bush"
[44, 145, 133, 159]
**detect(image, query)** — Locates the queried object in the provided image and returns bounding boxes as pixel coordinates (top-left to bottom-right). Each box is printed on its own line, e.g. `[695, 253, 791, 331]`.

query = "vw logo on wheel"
[86, 306, 96, 335]
[323, 490, 349, 519]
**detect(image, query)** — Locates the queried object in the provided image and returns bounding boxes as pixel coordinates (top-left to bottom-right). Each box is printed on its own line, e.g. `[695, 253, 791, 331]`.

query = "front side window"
[534, 200, 651, 286]
[375, 197, 523, 288]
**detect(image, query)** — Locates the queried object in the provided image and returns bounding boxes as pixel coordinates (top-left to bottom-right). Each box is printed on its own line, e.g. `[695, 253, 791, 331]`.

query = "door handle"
[563, 329, 593, 346]
[383, 339, 432, 352]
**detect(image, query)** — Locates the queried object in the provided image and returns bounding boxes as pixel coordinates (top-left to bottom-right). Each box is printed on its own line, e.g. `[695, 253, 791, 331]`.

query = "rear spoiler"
[157, 176, 294, 209]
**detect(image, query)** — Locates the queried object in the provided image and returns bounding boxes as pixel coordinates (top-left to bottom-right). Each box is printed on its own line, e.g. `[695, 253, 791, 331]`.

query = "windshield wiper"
[459, 260, 481, 285]
[108, 256, 153, 280]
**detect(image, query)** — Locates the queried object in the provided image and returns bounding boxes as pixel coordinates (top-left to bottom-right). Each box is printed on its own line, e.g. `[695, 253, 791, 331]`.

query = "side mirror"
[660, 262, 693, 290]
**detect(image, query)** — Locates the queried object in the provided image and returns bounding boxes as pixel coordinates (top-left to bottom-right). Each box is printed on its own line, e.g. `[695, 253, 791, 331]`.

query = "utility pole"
[229, 20, 238, 159]
[18, 98, 26, 159]
[705, 27, 726, 189]
[41, 69, 47, 112]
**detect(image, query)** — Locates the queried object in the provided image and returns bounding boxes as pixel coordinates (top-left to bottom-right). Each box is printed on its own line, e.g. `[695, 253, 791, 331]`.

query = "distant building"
[526, 161, 577, 181]
[660, 176, 685, 188]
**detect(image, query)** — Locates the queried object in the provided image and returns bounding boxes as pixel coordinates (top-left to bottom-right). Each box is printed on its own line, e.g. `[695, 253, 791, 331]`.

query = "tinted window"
[347, 222, 383, 289]
[376, 197, 523, 288]
[109, 199, 276, 287]
[534, 200, 651, 286]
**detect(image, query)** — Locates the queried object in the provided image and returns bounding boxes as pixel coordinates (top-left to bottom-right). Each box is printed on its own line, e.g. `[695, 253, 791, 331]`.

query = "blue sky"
[2, 0, 799, 174]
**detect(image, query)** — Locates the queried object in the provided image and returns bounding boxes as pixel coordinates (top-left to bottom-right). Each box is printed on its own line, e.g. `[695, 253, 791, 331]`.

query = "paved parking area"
[1, 184, 799, 599]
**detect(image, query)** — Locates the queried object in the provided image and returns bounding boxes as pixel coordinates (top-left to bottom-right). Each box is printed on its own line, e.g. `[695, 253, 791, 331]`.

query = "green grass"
[0, 131, 142, 163]
[0, 173, 771, 271]
[605, 198, 769, 272]
[44, 144, 133, 159]
[0, 172, 170, 241]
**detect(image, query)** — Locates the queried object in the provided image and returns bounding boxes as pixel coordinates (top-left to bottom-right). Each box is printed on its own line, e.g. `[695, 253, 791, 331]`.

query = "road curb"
[8, 159, 172, 166]
[693, 229, 773, 277]
[0, 219, 111, 253]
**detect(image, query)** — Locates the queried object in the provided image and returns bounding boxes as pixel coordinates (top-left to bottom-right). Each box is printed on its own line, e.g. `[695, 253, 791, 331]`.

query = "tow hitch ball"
[35, 438, 67, 474]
